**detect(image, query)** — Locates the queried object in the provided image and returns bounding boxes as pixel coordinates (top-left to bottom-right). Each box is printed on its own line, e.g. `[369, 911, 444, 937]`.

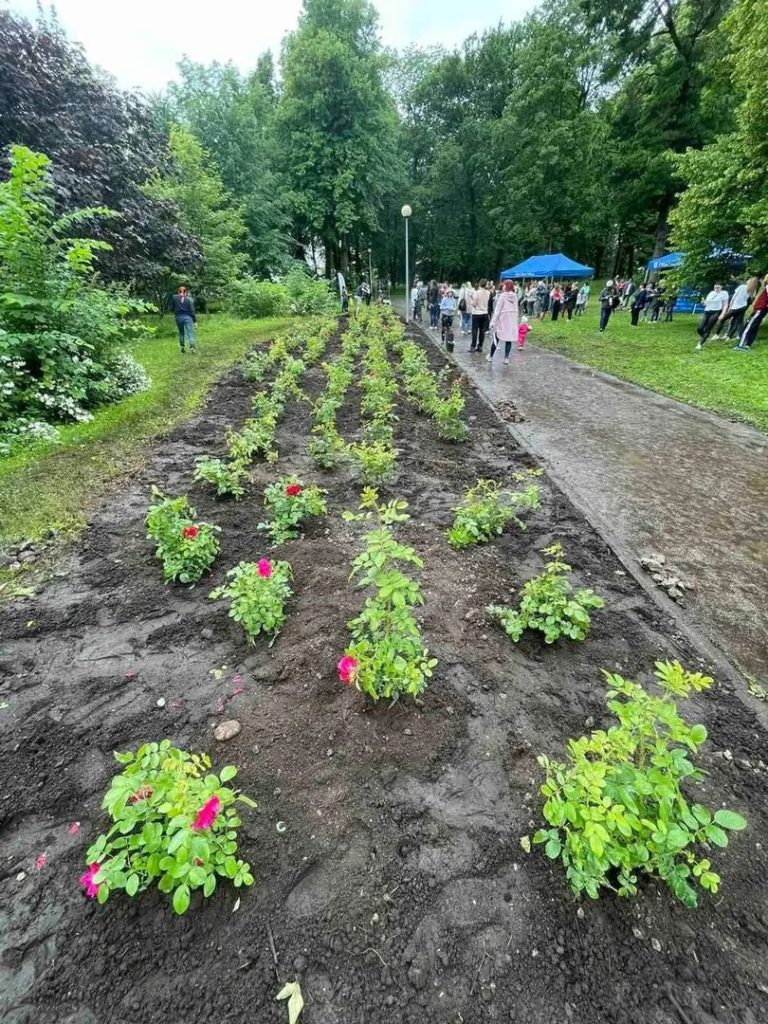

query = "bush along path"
[0, 310, 766, 1024]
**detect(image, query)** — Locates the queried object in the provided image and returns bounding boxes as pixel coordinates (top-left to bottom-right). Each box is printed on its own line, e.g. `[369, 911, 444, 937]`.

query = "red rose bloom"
[182, 525, 199, 539]
[285, 484, 302, 497]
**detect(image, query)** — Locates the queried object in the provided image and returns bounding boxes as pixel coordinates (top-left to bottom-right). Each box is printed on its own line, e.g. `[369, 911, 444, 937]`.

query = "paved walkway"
[409, 313, 768, 683]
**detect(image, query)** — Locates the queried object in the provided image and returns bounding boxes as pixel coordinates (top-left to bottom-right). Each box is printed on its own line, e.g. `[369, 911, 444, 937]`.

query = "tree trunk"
[652, 195, 673, 258]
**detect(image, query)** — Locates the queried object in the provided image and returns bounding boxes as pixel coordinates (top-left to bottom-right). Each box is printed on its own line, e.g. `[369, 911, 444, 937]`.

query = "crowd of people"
[410, 278, 532, 364]
[407, 271, 767, 355]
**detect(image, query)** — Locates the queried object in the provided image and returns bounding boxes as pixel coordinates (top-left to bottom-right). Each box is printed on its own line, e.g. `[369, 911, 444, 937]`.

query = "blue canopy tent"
[500, 253, 594, 280]
[646, 251, 683, 272]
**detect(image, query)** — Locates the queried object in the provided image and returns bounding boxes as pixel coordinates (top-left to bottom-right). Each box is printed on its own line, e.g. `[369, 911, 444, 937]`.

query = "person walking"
[564, 282, 578, 320]
[598, 280, 617, 332]
[410, 280, 423, 321]
[427, 279, 440, 329]
[171, 285, 197, 353]
[630, 283, 650, 326]
[575, 283, 588, 316]
[458, 281, 473, 335]
[535, 279, 549, 320]
[651, 286, 665, 322]
[713, 277, 752, 341]
[695, 283, 729, 349]
[470, 279, 491, 353]
[487, 280, 520, 365]
[517, 317, 532, 350]
[664, 290, 677, 322]
[440, 287, 457, 344]
[734, 274, 768, 351]
[550, 283, 564, 321]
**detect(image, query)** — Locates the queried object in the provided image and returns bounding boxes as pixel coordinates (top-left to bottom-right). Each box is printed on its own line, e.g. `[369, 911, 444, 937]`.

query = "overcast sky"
[7, 0, 541, 91]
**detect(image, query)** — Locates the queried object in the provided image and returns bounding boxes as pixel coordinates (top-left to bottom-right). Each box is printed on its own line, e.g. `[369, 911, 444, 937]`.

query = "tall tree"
[0, 8, 201, 290]
[670, 0, 768, 283]
[161, 59, 292, 275]
[582, 0, 733, 257]
[275, 0, 401, 276]
[144, 125, 246, 305]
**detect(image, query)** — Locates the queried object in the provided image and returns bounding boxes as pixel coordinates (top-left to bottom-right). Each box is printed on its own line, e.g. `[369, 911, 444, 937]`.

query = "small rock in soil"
[200, 628, 213, 640]
[156, 698, 166, 708]
[651, 938, 662, 952]
[214, 719, 241, 741]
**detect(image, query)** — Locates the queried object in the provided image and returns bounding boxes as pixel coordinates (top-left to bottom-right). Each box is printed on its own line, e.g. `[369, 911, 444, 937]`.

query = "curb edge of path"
[407, 318, 767, 727]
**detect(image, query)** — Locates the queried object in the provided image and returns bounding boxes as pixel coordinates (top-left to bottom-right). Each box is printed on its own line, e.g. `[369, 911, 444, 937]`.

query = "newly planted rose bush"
[340, 489, 437, 701]
[210, 558, 293, 642]
[258, 476, 328, 545]
[488, 543, 604, 644]
[534, 661, 747, 907]
[145, 487, 220, 583]
[81, 741, 256, 914]
[193, 454, 249, 499]
[447, 476, 541, 549]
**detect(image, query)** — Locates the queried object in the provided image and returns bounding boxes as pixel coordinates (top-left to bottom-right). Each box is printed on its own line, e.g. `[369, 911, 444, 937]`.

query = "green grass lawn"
[0, 315, 290, 552]
[531, 304, 768, 431]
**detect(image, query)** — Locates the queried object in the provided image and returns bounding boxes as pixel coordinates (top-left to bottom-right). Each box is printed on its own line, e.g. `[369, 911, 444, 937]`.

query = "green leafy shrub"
[0, 146, 153, 436]
[145, 486, 220, 583]
[447, 477, 540, 549]
[258, 476, 328, 544]
[534, 661, 747, 907]
[488, 543, 604, 643]
[309, 421, 346, 469]
[231, 278, 288, 318]
[226, 415, 278, 465]
[431, 380, 467, 441]
[193, 455, 249, 499]
[349, 439, 397, 485]
[340, 489, 437, 701]
[282, 262, 335, 315]
[210, 558, 293, 642]
[82, 741, 256, 914]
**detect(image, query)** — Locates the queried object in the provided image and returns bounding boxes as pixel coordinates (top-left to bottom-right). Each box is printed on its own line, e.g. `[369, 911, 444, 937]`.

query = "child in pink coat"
[517, 317, 532, 351]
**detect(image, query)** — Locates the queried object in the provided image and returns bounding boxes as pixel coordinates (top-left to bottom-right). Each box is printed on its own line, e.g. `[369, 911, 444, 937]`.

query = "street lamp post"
[401, 204, 412, 321]
[367, 247, 373, 298]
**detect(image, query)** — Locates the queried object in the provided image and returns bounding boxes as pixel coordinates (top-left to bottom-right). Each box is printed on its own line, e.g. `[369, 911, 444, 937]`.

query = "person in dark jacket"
[171, 286, 197, 352]
[630, 284, 650, 326]
[598, 280, 618, 332]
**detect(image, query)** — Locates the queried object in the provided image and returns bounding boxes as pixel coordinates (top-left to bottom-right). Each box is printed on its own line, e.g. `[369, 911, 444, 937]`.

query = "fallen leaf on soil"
[233, 897, 241, 913]
[276, 980, 304, 1024]
[35, 853, 47, 870]
[68, 822, 80, 834]
[520, 835, 531, 854]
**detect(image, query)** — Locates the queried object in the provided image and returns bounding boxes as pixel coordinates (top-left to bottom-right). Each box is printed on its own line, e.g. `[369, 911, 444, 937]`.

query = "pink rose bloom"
[191, 795, 221, 831]
[337, 655, 359, 685]
[257, 559, 272, 578]
[80, 862, 101, 899]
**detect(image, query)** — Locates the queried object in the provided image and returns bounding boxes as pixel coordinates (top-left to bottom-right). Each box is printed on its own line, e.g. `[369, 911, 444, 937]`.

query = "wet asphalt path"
[409, 314, 768, 684]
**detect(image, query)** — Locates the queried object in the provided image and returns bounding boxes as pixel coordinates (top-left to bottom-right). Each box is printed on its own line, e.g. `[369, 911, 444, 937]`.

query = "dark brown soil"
[1, 320, 766, 1024]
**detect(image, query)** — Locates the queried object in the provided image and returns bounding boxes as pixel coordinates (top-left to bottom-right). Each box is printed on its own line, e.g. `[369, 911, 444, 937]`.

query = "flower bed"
[0, 316, 765, 1024]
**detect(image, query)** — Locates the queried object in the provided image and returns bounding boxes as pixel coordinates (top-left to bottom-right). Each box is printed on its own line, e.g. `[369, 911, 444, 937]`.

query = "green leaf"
[220, 765, 238, 782]
[276, 980, 305, 1024]
[689, 724, 707, 744]
[125, 874, 140, 897]
[705, 824, 729, 848]
[713, 809, 747, 831]
[545, 837, 562, 859]
[173, 884, 191, 915]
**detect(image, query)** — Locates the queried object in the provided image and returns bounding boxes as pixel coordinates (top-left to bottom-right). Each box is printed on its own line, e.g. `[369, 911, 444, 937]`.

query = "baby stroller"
[441, 313, 455, 353]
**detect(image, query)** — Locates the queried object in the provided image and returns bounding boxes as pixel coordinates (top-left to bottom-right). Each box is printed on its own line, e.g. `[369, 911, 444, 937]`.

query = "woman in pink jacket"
[487, 280, 519, 364]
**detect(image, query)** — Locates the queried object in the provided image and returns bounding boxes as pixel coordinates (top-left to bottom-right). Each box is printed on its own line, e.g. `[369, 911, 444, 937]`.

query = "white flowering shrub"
[90, 350, 151, 404]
